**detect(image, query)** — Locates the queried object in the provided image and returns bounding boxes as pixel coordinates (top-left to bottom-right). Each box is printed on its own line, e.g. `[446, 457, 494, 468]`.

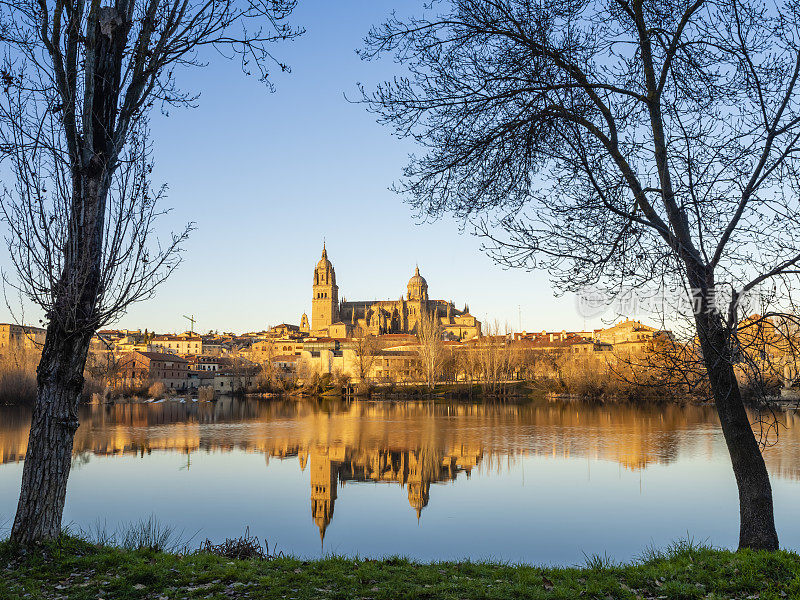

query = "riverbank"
[0, 374, 708, 406]
[1, 536, 799, 599]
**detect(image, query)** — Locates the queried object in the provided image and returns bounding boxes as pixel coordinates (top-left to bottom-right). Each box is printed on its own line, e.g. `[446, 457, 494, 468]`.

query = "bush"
[119, 516, 178, 553]
[331, 369, 351, 390]
[355, 381, 373, 397]
[147, 381, 166, 398]
[197, 527, 281, 560]
[0, 350, 38, 405]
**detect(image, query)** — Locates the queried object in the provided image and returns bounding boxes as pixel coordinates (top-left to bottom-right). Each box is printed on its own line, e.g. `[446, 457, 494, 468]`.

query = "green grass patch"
[1, 536, 799, 599]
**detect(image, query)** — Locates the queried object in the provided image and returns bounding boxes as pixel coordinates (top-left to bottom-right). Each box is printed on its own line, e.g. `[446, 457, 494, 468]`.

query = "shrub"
[0, 350, 38, 405]
[197, 527, 281, 560]
[120, 516, 176, 552]
[147, 381, 166, 398]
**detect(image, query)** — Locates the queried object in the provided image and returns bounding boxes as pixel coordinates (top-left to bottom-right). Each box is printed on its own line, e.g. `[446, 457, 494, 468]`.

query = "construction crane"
[183, 314, 196, 335]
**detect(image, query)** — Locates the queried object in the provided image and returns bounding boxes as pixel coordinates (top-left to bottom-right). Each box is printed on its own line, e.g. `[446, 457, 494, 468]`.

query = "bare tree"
[351, 326, 378, 384]
[361, 0, 800, 549]
[477, 320, 515, 395]
[253, 339, 282, 392]
[735, 314, 800, 400]
[417, 307, 443, 389]
[0, 0, 300, 543]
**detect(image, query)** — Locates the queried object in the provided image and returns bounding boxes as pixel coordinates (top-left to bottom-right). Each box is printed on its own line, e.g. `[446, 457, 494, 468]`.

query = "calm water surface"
[1, 398, 799, 564]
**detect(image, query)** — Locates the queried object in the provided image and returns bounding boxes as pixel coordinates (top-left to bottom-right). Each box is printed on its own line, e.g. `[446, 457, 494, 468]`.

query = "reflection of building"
[311, 244, 481, 340]
[407, 451, 432, 518]
[310, 449, 338, 542]
[301, 445, 482, 541]
[6, 399, 793, 475]
[4, 399, 800, 543]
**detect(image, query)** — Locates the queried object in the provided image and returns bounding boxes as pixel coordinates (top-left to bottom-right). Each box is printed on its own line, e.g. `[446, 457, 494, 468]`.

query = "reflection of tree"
[70, 451, 92, 470]
[2, 400, 799, 482]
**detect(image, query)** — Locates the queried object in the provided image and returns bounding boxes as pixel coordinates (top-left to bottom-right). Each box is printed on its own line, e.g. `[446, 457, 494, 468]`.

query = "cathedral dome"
[408, 266, 427, 289]
[407, 266, 428, 301]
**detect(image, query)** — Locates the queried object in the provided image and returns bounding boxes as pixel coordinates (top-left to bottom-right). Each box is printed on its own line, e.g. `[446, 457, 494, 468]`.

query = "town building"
[150, 334, 203, 355]
[117, 350, 190, 390]
[186, 355, 225, 372]
[0, 323, 47, 353]
[268, 323, 302, 338]
[272, 354, 301, 372]
[514, 329, 596, 343]
[594, 318, 661, 353]
[249, 337, 304, 362]
[113, 334, 157, 355]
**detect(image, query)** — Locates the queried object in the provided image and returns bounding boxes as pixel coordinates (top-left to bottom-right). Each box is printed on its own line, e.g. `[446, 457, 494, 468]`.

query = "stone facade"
[309, 245, 481, 341]
[0, 323, 47, 353]
[150, 334, 203, 355]
[117, 350, 190, 390]
[594, 318, 660, 355]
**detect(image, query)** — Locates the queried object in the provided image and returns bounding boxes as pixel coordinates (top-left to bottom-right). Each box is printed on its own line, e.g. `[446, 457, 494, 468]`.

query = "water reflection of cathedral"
[301, 447, 482, 541]
[4, 399, 800, 541]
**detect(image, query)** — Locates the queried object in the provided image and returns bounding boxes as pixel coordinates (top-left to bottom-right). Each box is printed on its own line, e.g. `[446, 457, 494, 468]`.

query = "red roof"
[134, 351, 188, 363]
[273, 354, 299, 362]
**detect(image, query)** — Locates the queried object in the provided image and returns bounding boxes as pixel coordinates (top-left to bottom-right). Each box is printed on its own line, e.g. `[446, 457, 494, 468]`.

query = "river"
[1, 397, 799, 564]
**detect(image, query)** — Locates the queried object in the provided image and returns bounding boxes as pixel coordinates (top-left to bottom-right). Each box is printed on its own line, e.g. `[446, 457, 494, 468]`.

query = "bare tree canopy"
[417, 307, 443, 389]
[0, 0, 301, 329]
[0, 119, 188, 330]
[0, 0, 300, 544]
[361, 0, 800, 550]
[352, 326, 379, 385]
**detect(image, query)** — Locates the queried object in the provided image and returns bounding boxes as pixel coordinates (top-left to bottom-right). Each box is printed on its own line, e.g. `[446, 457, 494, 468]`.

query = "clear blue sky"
[0, 1, 618, 335]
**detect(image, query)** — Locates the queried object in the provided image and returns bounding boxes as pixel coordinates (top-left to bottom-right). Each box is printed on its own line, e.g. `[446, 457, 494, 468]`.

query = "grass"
[1, 534, 799, 600]
[77, 515, 190, 553]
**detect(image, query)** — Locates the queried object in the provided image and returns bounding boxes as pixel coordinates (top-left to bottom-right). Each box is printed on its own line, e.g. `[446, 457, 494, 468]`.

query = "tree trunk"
[692, 281, 779, 550]
[10, 8, 127, 544]
[10, 326, 92, 544]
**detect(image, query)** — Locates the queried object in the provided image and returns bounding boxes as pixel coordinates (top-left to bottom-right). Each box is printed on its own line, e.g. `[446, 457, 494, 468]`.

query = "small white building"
[151, 334, 203, 355]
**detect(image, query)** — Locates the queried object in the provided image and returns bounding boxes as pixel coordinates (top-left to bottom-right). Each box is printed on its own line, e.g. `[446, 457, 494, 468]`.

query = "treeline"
[0, 350, 37, 404]
[0, 348, 108, 405]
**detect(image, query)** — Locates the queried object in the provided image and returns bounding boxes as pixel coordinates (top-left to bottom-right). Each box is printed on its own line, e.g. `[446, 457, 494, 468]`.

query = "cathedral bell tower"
[312, 243, 339, 333]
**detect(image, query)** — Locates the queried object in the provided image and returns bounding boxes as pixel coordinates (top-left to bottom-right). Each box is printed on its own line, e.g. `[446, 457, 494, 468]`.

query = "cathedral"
[309, 244, 481, 340]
